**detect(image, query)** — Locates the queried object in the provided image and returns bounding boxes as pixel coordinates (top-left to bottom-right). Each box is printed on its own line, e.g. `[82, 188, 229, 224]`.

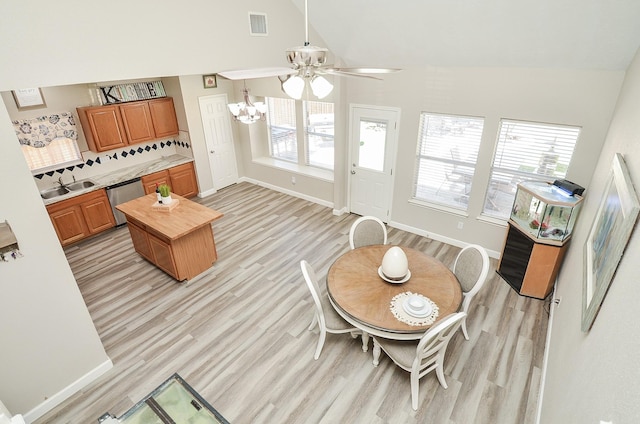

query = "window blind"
[412, 113, 484, 210]
[483, 119, 581, 218]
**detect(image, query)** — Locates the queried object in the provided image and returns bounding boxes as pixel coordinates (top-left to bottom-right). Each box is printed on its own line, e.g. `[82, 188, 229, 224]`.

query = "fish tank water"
[509, 181, 583, 245]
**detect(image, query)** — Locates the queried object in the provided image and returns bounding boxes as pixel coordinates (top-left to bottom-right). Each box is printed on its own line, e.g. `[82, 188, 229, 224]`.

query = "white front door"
[349, 105, 400, 222]
[198, 94, 238, 190]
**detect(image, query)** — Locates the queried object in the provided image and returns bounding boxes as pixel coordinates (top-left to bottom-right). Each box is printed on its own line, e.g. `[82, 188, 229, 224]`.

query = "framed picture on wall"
[203, 74, 217, 89]
[582, 153, 640, 331]
[12, 88, 46, 110]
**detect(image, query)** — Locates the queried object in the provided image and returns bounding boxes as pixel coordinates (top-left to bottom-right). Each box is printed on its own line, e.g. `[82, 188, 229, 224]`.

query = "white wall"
[0, 99, 111, 415]
[0, 0, 308, 418]
[540, 47, 640, 423]
[346, 66, 624, 253]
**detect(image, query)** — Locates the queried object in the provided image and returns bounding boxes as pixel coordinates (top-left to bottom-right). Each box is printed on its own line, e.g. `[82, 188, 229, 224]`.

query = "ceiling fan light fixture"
[281, 74, 305, 100]
[227, 88, 266, 125]
[310, 75, 333, 99]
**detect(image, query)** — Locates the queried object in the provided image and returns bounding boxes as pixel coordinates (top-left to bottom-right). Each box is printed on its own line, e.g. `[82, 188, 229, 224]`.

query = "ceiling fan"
[218, 0, 400, 100]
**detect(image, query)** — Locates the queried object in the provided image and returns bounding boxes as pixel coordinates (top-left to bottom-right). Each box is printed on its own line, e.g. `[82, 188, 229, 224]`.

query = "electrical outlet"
[553, 296, 562, 308]
[457, 221, 464, 230]
[291, 176, 296, 185]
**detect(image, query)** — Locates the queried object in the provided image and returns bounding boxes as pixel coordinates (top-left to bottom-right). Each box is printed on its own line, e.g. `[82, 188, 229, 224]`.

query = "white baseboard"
[236, 179, 500, 257]
[198, 187, 217, 198]
[388, 220, 502, 259]
[238, 177, 334, 209]
[23, 359, 113, 424]
[536, 283, 557, 424]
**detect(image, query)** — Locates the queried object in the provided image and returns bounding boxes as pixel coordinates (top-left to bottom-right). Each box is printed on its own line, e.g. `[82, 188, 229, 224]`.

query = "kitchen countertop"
[42, 154, 194, 206]
[116, 193, 223, 240]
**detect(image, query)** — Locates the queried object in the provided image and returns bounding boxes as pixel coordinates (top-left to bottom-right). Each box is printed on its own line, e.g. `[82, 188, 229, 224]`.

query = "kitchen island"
[116, 193, 223, 281]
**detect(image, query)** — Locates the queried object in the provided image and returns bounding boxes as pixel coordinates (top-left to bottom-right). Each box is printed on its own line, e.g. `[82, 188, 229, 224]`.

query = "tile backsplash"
[34, 138, 192, 190]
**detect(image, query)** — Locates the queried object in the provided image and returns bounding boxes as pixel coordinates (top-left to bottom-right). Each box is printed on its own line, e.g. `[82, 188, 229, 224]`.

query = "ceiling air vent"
[249, 12, 268, 36]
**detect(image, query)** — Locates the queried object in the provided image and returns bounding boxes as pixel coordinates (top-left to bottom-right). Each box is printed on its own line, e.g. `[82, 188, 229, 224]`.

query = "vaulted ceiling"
[291, 0, 640, 71]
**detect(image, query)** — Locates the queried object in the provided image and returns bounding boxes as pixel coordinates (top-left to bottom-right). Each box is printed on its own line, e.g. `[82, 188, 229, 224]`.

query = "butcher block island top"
[116, 193, 223, 281]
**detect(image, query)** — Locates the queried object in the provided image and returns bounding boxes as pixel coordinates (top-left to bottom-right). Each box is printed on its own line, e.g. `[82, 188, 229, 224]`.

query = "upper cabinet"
[77, 97, 179, 152]
[77, 105, 128, 151]
[149, 98, 179, 138]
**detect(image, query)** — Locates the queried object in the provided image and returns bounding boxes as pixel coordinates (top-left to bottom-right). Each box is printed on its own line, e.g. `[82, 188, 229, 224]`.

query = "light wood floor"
[35, 182, 549, 424]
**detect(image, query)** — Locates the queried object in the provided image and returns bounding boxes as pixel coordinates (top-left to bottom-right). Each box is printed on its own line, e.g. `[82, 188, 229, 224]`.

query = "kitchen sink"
[67, 179, 96, 191]
[40, 187, 70, 199]
[40, 179, 98, 200]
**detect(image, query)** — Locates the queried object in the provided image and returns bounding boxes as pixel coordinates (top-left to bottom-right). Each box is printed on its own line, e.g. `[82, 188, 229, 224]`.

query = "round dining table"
[327, 244, 462, 362]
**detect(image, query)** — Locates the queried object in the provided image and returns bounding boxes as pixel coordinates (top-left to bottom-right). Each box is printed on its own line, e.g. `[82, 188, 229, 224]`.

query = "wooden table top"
[327, 245, 462, 333]
[116, 193, 223, 240]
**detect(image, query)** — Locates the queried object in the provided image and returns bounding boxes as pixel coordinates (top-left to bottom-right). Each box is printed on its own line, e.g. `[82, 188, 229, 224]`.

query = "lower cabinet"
[497, 223, 569, 299]
[46, 189, 116, 246]
[141, 162, 198, 198]
[125, 215, 214, 281]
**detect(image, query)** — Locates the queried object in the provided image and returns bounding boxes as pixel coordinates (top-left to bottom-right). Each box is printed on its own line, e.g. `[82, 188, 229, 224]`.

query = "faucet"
[57, 176, 64, 187]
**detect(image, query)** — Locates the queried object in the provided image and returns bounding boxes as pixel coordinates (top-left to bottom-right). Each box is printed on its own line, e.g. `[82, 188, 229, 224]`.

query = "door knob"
[210, 150, 215, 153]
[351, 170, 356, 174]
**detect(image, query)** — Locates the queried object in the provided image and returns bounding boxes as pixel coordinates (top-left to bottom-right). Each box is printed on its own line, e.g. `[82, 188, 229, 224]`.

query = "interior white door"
[349, 106, 399, 222]
[198, 94, 238, 190]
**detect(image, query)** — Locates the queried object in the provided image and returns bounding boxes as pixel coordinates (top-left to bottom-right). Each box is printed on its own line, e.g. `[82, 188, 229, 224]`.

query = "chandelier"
[227, 87, 267, 124]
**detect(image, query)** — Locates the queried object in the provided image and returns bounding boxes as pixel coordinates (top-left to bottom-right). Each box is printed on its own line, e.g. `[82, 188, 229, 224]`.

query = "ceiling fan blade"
[218, 67, 297, 80]
[318, 68, 382, 80]
[329, 67, 402, 74]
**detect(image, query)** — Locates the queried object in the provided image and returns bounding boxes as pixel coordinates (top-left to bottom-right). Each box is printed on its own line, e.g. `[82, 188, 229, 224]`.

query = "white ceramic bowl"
[381, 246, 409, 279]
[407, 295, 426, 312]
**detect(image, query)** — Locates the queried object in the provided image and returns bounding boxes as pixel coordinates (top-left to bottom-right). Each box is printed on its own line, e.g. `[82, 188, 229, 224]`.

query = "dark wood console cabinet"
[497, 223, 569, 299]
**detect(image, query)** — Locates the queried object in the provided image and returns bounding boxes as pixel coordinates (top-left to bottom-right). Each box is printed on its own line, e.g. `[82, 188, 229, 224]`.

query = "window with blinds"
[266, 97, 297, 162]
[21, 138, 82, 173]
[412, 113, 485, 210]
[483, 119, 581, 219]
[303, 100, 334, 170]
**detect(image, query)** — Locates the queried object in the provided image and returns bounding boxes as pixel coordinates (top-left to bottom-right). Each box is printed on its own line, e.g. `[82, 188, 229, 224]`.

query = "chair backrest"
[300, 260, 326, 327]
[349, 216, 388, 249]
[452, 244, 490, 310]
[414, 312, 466, 371]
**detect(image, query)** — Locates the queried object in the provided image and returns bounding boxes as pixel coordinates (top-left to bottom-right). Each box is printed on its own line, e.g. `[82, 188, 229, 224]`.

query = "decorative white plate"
[402, 297, 433, 317]
[378, 266, 411, 284]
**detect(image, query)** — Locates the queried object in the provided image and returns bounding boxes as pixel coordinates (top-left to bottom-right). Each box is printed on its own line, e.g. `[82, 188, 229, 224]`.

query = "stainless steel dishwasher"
[106, 177, 146, 226]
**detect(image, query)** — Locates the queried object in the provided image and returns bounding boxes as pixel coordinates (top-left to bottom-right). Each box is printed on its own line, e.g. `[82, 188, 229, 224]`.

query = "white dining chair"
[372, 312, 466, 410]
[452, 244, 490, 340]
[300, 260, 363, 360]
[349, 215, 388, 249]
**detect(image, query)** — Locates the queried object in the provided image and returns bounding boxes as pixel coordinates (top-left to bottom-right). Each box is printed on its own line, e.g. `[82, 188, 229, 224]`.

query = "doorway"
[198, 94, 238, 190]
[348, 105, 400, 222]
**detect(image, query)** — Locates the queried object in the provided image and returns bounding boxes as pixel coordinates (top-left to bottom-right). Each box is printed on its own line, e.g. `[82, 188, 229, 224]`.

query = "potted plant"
[158, 184, 172, 204]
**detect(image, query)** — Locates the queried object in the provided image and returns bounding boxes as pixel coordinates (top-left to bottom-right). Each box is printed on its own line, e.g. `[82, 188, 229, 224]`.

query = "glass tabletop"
[101, 373, 229, 424]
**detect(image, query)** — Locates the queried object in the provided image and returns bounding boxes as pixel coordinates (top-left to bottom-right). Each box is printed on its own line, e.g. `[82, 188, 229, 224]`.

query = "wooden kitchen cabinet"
[141, 162, 198, 198]
[168, 162, 198, 198]
[46, 189, 116, 246]
[116, 194, 223, 281]
[119, 101, 155, 144]
[77, 98, 179, 153]
[141, 170, 170, 194]
[148, 98, 179, 138]
[77, 105, 128, 152]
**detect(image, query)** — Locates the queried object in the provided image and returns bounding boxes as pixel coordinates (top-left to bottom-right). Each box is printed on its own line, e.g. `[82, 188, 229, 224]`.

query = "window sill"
[408, 198, 469, 217]
[476, 214, 508, 227]
[252, 157, 334, 182]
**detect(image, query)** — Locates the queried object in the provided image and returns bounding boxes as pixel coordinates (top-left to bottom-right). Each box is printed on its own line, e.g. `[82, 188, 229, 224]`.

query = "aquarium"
[510, 181, 583, 245]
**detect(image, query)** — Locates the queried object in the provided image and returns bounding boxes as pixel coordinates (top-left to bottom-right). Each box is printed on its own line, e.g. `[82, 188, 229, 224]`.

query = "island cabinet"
[116, 194, 223, 281]
[46, 189, 116, 246]
[141, 162, 198, 198]
[77, 97, 179, 152]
